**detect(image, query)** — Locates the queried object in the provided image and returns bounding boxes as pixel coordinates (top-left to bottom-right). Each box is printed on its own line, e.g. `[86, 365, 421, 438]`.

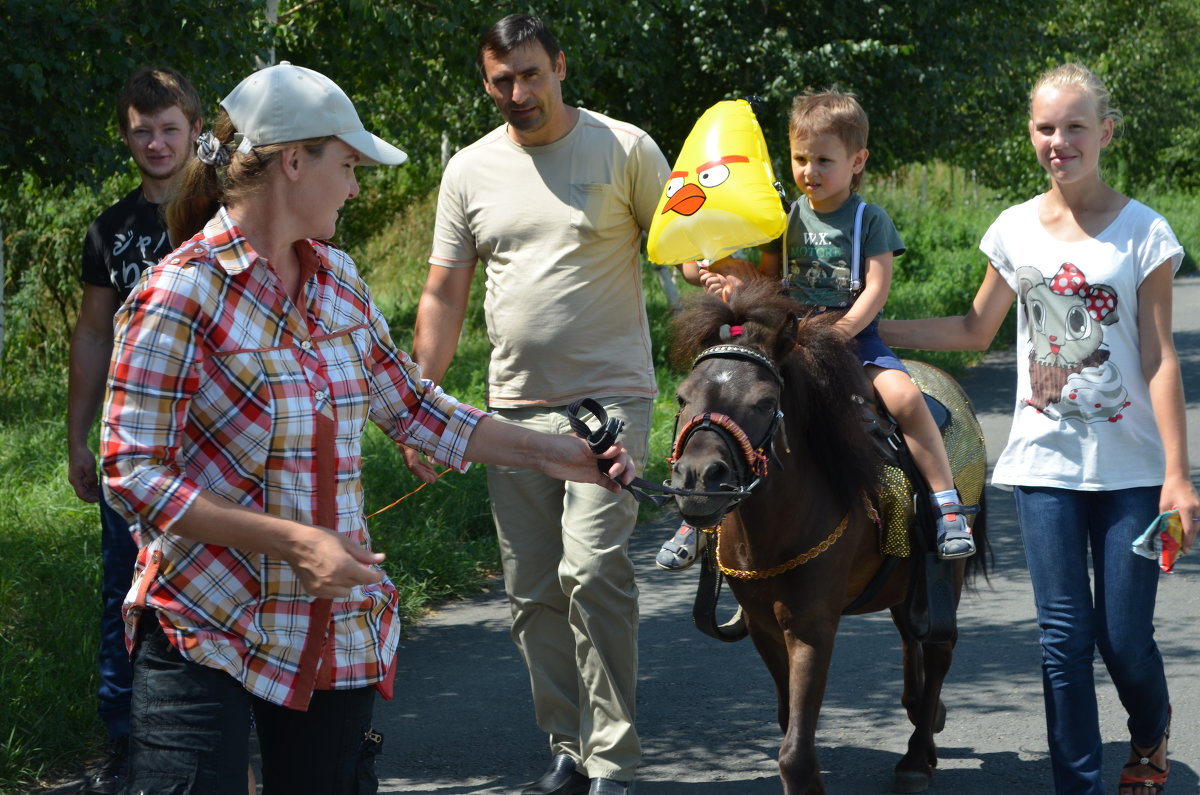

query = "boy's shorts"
[855, 322, 908, 373]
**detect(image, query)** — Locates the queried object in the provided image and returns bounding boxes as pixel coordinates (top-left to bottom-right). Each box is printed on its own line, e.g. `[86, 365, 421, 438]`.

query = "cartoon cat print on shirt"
[1016, 263, 1130, 423]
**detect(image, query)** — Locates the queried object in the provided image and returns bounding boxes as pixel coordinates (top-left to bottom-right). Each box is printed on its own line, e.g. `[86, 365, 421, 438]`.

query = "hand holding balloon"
[693, 257, 760, 300]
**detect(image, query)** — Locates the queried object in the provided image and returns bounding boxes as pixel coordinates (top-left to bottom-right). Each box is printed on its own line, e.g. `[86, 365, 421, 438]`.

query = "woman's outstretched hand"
[533, 434, 635, 494]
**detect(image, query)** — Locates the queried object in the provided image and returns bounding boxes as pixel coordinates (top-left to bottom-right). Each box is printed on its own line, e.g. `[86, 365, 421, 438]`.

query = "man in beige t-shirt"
[405, 13, 668, 795]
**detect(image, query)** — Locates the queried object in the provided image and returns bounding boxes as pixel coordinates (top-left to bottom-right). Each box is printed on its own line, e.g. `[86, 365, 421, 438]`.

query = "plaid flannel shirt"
[102, 207, 484, 709]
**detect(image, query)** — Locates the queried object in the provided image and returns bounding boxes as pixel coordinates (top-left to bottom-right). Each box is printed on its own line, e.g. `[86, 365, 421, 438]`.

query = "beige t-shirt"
[429, 109, 669, 407]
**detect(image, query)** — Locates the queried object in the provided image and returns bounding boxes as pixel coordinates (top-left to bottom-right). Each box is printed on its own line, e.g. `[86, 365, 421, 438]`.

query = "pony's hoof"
[933, 699, 947, 733]
[892, 770, 931, 794]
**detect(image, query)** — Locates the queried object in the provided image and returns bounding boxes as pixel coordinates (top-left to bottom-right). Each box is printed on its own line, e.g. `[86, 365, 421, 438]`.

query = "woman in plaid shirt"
[101, 63, 634, 795]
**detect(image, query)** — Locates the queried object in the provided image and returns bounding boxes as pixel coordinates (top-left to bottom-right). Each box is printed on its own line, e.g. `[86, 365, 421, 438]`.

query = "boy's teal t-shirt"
[764, 193, 905, 308]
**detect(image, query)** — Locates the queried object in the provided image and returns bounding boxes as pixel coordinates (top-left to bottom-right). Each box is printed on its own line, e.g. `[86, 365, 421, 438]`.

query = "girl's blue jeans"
[1014, 485, 1170, 795]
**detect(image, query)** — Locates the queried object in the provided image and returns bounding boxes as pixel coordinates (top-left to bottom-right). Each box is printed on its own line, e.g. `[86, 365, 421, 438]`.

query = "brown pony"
[668, 279, 987, 794]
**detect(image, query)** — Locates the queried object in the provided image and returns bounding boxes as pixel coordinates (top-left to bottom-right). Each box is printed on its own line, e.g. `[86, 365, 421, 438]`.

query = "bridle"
[565, 344, 785, 510]
[664, 344, 787, 512]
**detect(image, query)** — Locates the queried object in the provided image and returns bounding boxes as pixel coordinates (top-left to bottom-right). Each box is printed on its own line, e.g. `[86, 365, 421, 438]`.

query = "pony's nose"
[702, 460, 730, 489]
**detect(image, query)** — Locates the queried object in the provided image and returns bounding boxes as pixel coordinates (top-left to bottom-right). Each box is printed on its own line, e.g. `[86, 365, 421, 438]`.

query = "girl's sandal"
[1119, 726, 1170, 793]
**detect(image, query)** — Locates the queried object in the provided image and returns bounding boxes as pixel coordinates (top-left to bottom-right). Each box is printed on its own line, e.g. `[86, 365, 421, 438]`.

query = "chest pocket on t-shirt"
[570, 182, 618, 239]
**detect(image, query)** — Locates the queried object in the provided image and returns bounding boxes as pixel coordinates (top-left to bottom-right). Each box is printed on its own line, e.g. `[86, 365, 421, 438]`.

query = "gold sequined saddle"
[855, 359, 987, 559]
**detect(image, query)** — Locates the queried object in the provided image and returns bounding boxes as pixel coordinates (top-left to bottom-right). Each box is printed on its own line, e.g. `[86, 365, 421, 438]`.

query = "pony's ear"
[772, 312, 800, 359]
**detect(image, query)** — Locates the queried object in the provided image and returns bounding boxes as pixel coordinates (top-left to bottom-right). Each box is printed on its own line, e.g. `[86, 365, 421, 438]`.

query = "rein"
[564, 344, 784, 508]
[566, 397, 774, 506]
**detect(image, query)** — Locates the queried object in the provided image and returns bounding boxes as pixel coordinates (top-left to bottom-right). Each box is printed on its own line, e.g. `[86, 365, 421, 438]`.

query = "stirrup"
[656, 523, 704, 571]
[935, 502, 976, 560]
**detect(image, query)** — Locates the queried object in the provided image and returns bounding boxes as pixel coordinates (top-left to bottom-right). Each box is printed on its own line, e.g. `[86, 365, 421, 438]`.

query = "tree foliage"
[4, 0, 1199, 192]
[1053, 0, 1200, 192]
[2, 0, 1200, 378]
[0, 0, 265, 186]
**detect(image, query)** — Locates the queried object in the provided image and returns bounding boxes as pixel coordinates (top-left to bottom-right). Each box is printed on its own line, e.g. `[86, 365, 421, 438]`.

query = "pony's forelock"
[670, 279, 798, 369]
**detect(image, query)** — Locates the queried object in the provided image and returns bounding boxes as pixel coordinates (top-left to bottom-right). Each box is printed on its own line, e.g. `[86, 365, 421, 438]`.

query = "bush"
[865, 164, 1017, 372]
[1, 172, 138, 383]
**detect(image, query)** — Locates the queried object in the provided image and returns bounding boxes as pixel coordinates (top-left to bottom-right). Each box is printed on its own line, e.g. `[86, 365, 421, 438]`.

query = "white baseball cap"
[221, 62, 407, 166]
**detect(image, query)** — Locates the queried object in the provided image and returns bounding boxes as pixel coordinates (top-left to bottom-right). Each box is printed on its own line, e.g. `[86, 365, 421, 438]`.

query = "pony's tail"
[963, 491, 991, 587]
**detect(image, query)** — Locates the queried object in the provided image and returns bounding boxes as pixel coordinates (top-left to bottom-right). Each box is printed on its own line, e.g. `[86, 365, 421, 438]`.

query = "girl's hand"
[1162, 475, 1200, 553]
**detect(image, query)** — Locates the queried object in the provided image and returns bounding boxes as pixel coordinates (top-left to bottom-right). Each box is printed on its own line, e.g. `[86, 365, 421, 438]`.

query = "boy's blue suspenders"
[849, 199, 867, 293]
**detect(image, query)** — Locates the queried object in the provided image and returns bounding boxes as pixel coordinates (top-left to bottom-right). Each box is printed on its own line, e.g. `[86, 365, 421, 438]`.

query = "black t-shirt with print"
[81, 186, 172, 301]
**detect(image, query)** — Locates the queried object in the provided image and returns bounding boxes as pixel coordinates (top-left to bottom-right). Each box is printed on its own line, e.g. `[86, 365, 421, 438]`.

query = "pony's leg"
[745, 618, 792, 732]
[890, 591, 959, 792]
[776, 619, 839, 795]
[890, 604, 926, 728]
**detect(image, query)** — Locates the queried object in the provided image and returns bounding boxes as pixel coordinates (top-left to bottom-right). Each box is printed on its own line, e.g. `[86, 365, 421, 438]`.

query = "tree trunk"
[654, 264, 683, 313]
[255, 0, 280, 69]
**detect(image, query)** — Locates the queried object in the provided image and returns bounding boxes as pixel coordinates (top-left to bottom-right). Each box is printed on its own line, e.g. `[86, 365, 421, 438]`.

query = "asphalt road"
[375, 277, 1200, 794]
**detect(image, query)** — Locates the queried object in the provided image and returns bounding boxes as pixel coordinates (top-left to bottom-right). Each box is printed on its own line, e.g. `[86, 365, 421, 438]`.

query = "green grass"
[1145, 190, 1200, 274]
[2, 173, 1196, 791]
[0, 379, 109, 790]
[865, 163, 1016, 372]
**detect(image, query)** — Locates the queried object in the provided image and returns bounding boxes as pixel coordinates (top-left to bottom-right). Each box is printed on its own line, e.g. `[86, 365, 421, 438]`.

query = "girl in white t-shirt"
[882, 64, 1199, 795]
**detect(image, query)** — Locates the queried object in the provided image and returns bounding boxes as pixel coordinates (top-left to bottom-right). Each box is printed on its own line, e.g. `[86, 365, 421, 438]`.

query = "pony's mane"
[670, 279, 880, 508]
[781, 313, 881, 509]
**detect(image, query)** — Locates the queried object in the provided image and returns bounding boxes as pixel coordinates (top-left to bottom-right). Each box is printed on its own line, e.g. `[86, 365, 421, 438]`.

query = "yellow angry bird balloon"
[647, 98, 786, 266]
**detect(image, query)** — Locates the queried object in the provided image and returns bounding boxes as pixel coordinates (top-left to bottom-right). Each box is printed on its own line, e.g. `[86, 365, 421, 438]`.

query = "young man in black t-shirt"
[67, 65, 201, 795]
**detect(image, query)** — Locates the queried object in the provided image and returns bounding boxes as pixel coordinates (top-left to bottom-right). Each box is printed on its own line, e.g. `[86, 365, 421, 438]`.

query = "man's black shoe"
[589, 778, 634, 795]
[522, 753, 589, 795]
[82, 735, 129, 795]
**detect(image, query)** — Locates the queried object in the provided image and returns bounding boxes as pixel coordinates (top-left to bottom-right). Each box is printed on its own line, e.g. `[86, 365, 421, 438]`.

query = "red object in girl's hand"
[1132, 510, 1184, 573]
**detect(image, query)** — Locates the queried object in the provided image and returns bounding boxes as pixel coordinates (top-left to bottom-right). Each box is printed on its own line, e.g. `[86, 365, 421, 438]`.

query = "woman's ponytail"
[165, 111, 235, 246]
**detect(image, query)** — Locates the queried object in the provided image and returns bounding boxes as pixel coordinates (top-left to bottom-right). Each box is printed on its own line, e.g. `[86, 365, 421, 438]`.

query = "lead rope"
[366, 467, 454, 520]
